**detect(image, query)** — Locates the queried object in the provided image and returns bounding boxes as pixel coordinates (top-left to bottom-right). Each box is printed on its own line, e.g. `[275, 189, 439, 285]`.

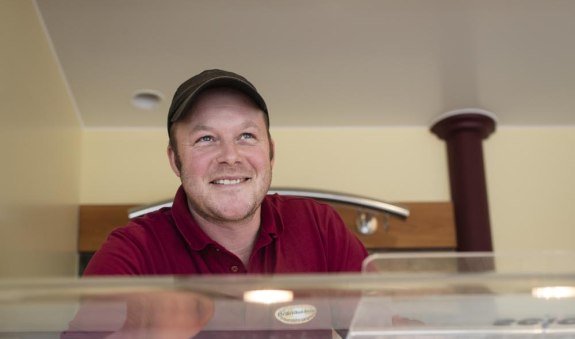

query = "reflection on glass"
[1, 253, 575, 337]
[243, 289, 294, 304]
[532, 286, 575, 300]
[64, 290, 214, 338]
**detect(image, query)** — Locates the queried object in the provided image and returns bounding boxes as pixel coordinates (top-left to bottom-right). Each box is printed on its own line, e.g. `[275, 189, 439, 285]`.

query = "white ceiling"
[35, 0, 575, 128]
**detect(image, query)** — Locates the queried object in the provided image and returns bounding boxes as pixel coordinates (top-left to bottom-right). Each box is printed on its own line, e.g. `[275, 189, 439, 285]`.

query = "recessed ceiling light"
[132, 89, 163, 110]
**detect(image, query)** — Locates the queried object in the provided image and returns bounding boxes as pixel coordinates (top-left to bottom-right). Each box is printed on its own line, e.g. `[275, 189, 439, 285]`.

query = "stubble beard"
[173, 142, 274, 226]
[181, 165, 273, 226]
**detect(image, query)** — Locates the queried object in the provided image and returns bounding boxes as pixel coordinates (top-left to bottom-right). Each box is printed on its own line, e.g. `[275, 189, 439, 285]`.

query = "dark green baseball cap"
[167, 69, 268, 131]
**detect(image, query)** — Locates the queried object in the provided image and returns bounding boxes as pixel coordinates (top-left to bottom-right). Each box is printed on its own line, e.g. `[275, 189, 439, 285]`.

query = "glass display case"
[1, 252, 574, 338]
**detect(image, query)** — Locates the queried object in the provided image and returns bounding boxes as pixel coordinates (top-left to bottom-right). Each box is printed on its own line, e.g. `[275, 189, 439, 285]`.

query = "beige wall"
[81, 126, 575, 252]
[3, 2, 574, 279]
[486, 127, 575, 251]
[80, 129, 180, 204]
[80, 127, 449, 203]
[0, 0, 81, 277]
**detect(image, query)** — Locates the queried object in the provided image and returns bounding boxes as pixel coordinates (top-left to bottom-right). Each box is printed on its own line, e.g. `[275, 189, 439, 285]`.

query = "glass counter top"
[1, 252, 574, 338]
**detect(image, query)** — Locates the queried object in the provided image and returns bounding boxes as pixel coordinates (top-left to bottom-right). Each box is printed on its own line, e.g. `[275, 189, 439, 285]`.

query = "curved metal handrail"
[128, 188, 409, 219]
[268, 188, 409, 219]
[129, 199, 173, 219]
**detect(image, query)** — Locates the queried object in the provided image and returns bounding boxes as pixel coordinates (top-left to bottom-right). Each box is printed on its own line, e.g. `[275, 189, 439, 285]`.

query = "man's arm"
[83, 226, 146, 276]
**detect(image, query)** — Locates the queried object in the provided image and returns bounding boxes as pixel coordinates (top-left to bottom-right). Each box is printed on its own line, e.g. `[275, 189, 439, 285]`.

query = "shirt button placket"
[230, 265, 239, 273]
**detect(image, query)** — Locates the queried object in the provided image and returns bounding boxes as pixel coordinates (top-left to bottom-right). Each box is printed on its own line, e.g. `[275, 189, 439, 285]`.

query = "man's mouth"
[211, 178, 249, 185]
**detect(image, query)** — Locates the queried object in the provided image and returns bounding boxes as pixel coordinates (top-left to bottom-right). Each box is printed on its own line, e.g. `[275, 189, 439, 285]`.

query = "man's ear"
[167, 145, 181, 177]
[269, 138, 275, 166]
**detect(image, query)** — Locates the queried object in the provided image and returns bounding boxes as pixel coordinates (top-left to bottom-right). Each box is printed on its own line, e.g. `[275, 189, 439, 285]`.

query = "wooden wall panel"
[331, 202, 456, 250]
[79, 205, 135, 252]
[79, 201, 456, 252]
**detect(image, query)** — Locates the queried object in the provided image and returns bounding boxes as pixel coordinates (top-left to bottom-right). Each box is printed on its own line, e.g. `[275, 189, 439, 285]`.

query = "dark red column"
[431, 109, 497, 251]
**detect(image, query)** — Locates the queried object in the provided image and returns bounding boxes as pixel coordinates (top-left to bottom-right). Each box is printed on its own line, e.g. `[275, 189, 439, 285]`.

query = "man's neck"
[189, 207, 261, 267]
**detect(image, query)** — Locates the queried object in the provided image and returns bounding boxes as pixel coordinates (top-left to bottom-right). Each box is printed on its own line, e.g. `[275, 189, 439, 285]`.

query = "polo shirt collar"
[171, 186, 283, 251]
[259, 194, 284, 240]
[171, 186, 213, 251]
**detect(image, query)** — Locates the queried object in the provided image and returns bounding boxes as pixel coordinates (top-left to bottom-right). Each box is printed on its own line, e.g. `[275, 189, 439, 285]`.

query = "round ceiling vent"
[132, 89, 164, 110]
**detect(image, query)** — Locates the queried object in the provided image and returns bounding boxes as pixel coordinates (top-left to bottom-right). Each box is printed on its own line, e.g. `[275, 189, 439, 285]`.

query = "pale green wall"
[0, 0, 81, 277]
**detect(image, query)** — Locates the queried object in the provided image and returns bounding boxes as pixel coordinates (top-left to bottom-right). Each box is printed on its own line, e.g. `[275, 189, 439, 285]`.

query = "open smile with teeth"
[211, 178, 250, 185]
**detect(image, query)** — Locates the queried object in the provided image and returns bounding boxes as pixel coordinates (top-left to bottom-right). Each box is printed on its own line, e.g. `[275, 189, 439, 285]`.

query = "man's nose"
[217, 141, 241, 164]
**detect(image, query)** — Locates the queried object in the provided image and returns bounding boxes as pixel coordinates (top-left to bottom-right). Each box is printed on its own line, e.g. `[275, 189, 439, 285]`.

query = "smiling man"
[83, 69, 367, 275]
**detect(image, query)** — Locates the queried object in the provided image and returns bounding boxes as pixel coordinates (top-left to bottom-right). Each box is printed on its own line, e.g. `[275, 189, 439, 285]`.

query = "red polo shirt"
[84, 186, 368, 276]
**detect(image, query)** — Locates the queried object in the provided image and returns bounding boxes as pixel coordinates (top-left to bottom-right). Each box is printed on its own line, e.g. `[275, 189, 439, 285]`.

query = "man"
[84, 69, 367, 276]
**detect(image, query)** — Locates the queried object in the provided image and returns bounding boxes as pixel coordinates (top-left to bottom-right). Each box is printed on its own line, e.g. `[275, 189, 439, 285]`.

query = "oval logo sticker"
[274, 304, 317, 325]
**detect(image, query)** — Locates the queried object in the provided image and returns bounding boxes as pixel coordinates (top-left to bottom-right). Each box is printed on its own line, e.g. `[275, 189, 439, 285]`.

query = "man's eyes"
[194, 133, 257, 144]
[240, 133, 256, 140]
[196, 135, 215, 143]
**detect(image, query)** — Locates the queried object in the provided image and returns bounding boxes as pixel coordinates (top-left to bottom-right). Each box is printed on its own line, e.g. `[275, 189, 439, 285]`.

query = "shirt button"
[230, 265, 239, 273]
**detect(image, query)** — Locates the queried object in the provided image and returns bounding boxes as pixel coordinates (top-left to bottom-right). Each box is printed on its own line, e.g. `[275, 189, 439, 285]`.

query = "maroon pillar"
[431, 109, 497, 251]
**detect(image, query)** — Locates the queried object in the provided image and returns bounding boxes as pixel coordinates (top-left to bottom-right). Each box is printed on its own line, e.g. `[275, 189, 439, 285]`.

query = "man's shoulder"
[263, 194, 337, 221]
[264, 193, 331, 209]
[264, 193, 327, 205]
[112, 207, 175, 238]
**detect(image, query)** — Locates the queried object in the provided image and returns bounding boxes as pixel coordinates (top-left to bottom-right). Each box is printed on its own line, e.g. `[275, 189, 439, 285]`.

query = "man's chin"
[214, 208, 258, 223]
[186, 189, 267, 223]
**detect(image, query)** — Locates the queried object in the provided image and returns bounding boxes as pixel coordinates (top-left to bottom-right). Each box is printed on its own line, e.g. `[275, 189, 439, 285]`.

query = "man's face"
[168, 88, 274, 225]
